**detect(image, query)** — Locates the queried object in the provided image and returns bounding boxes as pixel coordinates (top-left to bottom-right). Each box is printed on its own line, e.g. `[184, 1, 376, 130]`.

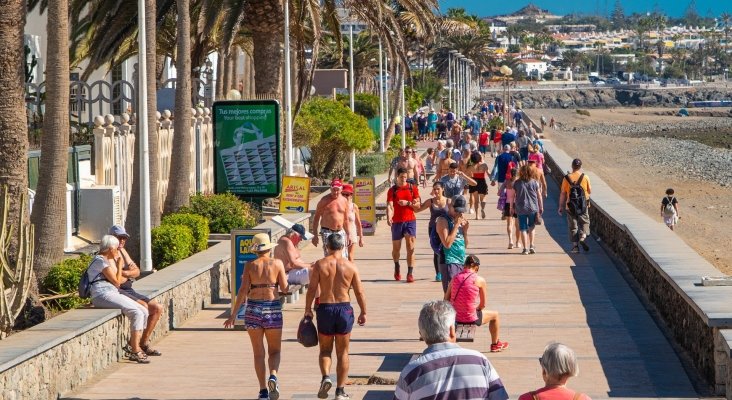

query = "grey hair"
[99, 235, 120, 253]
[540, 342, 579, 379]
[326, 233, 345, 251]
[418, 301, 456, 345]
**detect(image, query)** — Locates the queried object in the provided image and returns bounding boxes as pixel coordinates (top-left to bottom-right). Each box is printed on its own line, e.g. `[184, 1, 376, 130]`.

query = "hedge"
[162, 212, 210, 253]
[43, 254, 93, 310]
[181, 193, 259, 233]
[151, 224, 194, 269]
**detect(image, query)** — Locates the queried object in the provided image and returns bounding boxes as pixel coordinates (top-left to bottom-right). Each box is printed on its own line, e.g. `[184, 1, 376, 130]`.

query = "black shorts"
[503, 203, 516, 218]
[457, 310, 483, 326]
[316, 303, 354, 336]
[469, 178, 488, 194]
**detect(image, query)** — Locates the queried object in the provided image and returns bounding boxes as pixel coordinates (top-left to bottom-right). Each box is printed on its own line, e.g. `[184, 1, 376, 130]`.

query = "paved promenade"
[66, 166, 701, 399]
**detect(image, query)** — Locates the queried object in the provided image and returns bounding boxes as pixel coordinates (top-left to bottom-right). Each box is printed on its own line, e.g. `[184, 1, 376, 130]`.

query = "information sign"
[279, 176, 310, 213]
[353, 177, 376, 235]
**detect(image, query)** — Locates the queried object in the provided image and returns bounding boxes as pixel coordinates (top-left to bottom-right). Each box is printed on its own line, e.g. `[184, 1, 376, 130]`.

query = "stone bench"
[455, 323, 477, 343]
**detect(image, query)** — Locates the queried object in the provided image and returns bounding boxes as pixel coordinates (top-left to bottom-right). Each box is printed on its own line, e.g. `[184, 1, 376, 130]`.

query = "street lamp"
[136, 0, 152, 271]
[448, 50, 458, 114]
[284, 0, 294, 176]
[455, 53, 464, 115]
[499, 65, 513, 122]
[348, 22, 356, 178]
[378, 37, 385, 152]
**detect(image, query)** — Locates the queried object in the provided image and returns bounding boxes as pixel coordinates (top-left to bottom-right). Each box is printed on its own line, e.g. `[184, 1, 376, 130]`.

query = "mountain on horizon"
[507, 3, 552, 17]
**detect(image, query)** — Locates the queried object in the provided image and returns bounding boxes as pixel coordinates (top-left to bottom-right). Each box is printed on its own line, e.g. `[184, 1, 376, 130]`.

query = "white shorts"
[664, 214, 678, 227]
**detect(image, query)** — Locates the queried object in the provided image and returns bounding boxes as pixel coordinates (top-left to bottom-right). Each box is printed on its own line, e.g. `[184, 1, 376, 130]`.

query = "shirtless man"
[312, 178, 351, 258]
[304, 234, 367, 400]
[388, 148, 419, 184]
[273, 224, 311, 285]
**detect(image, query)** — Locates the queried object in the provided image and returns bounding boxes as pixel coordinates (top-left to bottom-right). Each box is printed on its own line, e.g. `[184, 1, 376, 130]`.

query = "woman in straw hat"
[224, 233, 289, 400]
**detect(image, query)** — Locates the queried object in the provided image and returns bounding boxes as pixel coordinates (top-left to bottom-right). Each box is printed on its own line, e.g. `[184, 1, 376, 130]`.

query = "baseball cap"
[330, 178, 343, 188]
[109, 225, 130, 239]
[342, 184, 354, 194]
[452, 195, 468, 213]
[572, 158, 582, 168]
[291, 223, 306, 237]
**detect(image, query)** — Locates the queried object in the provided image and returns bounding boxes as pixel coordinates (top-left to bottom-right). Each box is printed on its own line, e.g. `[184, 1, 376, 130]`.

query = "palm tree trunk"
[0, 0, 30, 263]
[245, 0, 284, 97]
[247, 52, 256, 97]
[126, 0, 161, 260]
[216, 50, 225, 100]
[383, 69, 404, 148]
[164, 0, 192, 213]
[31, 0, 70, 283]
[225, 50, 235, 94]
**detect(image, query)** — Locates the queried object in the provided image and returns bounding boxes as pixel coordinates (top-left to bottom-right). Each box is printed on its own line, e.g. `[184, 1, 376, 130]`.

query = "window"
[112, 63, 123, 115]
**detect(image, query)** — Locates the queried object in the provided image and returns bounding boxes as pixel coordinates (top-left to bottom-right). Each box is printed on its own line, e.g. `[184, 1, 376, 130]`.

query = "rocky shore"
[511, 87, 732, 108]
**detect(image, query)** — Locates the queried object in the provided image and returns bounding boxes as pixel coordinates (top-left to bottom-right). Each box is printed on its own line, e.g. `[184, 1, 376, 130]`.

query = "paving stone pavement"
[65, 169, 703, 400]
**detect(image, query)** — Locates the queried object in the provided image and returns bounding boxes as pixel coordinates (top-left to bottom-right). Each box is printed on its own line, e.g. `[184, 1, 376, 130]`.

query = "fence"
[92, 108, 214, 222]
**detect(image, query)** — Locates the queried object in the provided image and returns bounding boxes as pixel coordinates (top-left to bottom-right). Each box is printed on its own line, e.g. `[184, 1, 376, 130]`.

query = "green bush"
[151, 224, 194, 269]
[162, 212, 210, 253]
[181, 193, 259, 233]
[389, 134, 416, 151]
[336, 93, 380, 119]
[357, 153, 392, 176]
[43, 254, 93, 310]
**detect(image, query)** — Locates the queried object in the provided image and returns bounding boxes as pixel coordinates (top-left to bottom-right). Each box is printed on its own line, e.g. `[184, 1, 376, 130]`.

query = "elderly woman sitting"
[518, 343, 591, 400]
[87, 234, 150, 363]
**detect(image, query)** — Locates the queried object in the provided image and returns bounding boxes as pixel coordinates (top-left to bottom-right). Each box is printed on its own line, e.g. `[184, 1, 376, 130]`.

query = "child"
[661, 188, 680, 230]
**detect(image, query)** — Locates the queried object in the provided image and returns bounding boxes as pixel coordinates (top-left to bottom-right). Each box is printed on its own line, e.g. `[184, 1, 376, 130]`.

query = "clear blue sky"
[439, 0, 727, 19]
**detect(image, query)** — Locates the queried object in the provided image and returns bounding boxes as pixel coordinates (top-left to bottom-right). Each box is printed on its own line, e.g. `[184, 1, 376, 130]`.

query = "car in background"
[593, 80, 606, 86]
[606, 77, 621, 85]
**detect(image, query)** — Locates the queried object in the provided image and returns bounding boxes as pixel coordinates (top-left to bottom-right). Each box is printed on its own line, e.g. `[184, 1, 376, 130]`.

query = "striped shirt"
[394, 342, 508, 400]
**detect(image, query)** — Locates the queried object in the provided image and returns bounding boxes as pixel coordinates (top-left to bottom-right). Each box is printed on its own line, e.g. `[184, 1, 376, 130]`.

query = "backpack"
[663, 197, 676, 217]
[391, 183, 415, 203]
[565, 174, 588, 215]
[78, 256, 104, 299]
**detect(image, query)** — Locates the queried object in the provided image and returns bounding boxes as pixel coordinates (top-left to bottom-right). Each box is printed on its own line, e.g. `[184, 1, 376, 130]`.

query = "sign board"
[353, 177, 376, 235]
[230, 229, 271, 326]
[212, 100, 281, 197]
[279, 176, 310, 213]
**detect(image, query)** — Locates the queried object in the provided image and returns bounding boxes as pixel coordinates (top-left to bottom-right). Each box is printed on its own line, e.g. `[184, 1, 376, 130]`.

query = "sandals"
[141, 343, 162, 356]
[129, 351, 151, 364]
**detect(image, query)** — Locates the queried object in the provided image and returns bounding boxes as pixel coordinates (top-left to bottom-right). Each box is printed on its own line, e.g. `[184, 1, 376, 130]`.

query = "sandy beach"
[528, 107, 732, 275]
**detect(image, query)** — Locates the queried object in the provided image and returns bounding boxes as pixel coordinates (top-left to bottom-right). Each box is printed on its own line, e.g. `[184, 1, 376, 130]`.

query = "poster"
[212, 100, 281, 197]
[230, 229, 271, 326]
[353, 177, 375, 235]
[279, 176, 310, 213]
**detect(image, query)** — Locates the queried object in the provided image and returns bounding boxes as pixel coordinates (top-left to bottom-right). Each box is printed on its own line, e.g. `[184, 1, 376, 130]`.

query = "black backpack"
[78, 256, 104, 299]
[565, 174, 588, 215]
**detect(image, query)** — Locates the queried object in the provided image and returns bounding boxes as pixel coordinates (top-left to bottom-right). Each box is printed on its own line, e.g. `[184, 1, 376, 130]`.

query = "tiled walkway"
[66, 155, 701, 400]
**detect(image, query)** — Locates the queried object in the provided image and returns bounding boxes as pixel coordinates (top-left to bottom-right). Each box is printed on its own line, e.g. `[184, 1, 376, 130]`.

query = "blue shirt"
[492, 152, 515, 183]
[501, 132, 516, 146]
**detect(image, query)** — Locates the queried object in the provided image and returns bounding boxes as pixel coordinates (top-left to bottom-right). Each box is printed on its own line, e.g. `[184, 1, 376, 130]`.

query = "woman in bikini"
[467, 151, 491, 219]
[224, 233, 289, 400]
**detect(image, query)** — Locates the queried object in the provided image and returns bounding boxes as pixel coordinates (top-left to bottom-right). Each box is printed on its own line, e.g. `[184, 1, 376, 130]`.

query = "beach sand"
[528, 107, 732, 275]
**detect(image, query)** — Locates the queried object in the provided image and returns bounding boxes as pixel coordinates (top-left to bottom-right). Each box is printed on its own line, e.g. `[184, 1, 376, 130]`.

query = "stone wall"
[510, 87, 732, 109]
[0, 213, 309, 400]
[543, 145, 732, 397]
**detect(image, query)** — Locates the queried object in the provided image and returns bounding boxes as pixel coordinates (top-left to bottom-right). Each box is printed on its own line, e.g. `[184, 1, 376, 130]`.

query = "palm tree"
[721, 12, 731, 52]
[164, 0, 192, 213]
[30, 0, 71, 283]
[0, 0, 31, 264]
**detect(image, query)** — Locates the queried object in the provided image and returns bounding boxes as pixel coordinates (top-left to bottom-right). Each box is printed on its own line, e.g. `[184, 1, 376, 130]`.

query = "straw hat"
[251, 233, 276, 252]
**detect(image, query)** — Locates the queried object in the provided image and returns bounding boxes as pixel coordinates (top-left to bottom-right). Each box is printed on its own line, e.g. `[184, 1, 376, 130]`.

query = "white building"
[518, 59, 548, 78]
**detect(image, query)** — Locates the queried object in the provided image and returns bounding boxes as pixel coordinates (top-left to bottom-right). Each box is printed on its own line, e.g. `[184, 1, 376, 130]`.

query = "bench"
[375, 203, 387, 220]
[279, 283, 308, 304]
[455, 323, 476, 342]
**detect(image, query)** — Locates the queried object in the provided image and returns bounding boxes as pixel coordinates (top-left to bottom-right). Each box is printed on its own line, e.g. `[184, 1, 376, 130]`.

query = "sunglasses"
[343, 193, 352, 197]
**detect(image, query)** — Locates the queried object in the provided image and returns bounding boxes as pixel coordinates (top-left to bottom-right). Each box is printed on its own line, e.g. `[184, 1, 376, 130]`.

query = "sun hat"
[251, 233, 276, 252]
[109, 225, 130, 239]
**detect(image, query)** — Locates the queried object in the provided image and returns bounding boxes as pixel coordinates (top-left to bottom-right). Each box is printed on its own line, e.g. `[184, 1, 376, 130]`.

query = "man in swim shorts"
[304, 234, 367, 400]
[312, 178, 351, 258]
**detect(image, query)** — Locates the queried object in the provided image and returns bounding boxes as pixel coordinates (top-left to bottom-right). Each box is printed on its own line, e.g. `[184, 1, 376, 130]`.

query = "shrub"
[43, 254, 93, 310]
[336, 93, 380, 119]
[357, 153, 391, 176]
[151, 224, 194, 269]
[181, 193, 259, 233]
[576, 109, 591, 116]
[389, 134, 416, 151]
[162, 212, 210, 253]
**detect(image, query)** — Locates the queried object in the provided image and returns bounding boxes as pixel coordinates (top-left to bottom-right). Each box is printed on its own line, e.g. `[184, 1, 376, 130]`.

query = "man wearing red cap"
[312, 178, 351, 258]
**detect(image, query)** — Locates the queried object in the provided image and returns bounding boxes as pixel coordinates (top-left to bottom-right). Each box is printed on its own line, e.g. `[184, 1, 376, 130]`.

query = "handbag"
[297, 316, 319, 347]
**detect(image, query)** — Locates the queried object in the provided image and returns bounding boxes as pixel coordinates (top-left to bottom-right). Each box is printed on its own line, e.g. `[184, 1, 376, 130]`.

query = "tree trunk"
[383, 65, 404, 149]
[244, 0, 284, 97]
[215, 50, 224, 100]
[0, 0, 30, 257]
[247, 52, 256, 98]
[126, 0, 161, 260]
[224, 50, 234, 94]
[164, 0, 192, 214]
[31, 0, 70, 284]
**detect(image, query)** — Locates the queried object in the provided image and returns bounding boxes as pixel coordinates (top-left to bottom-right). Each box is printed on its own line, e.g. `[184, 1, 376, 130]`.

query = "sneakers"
[490, 340, 509, 352]
[435, 273, 442, 282]
[529, 246, 536, 254]
[521, 248, 529, 255]
[406, 274, 415, 283]
[571, 246, 580, 254]
[335, 393, 351, 400]
[394, 272, 401, 281]
[579, 239, 590, 252]
[267, 376, 280, 400]
[258, 389, 270, 400]
[318, 377, 332, 399]
[508, 243, 514, 249]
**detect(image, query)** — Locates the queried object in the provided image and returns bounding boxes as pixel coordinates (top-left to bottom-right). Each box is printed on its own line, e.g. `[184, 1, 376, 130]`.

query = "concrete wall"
[0, 213, 310, 400]
[543, 141, 732, 398]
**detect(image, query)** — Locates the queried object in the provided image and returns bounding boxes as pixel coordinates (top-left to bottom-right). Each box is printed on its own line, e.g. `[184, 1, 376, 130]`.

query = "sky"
[439, 0, 729, 19]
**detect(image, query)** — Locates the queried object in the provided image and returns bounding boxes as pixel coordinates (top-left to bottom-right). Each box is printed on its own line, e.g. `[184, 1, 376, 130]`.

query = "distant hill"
[508, 4, 552, 17]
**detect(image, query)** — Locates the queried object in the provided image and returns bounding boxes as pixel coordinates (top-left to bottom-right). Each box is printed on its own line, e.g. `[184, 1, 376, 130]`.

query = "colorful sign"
[353, 177, 376, 235]
[230, 229, 271, 326]
[279, 176, 311, 214]
[212, 100, 281, 197]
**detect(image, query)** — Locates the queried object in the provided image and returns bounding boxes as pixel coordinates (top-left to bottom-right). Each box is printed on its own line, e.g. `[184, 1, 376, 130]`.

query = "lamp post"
[136, 0, 152, 271]
[399, 61, 405, 149]
[499, 65, 513, 123]
[348, 23, 356, 178]
[448, 50, 457, 113]
[378, 37, 385, 152]
[284, 0, 293, 176]
[454, 53, 463, 116]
